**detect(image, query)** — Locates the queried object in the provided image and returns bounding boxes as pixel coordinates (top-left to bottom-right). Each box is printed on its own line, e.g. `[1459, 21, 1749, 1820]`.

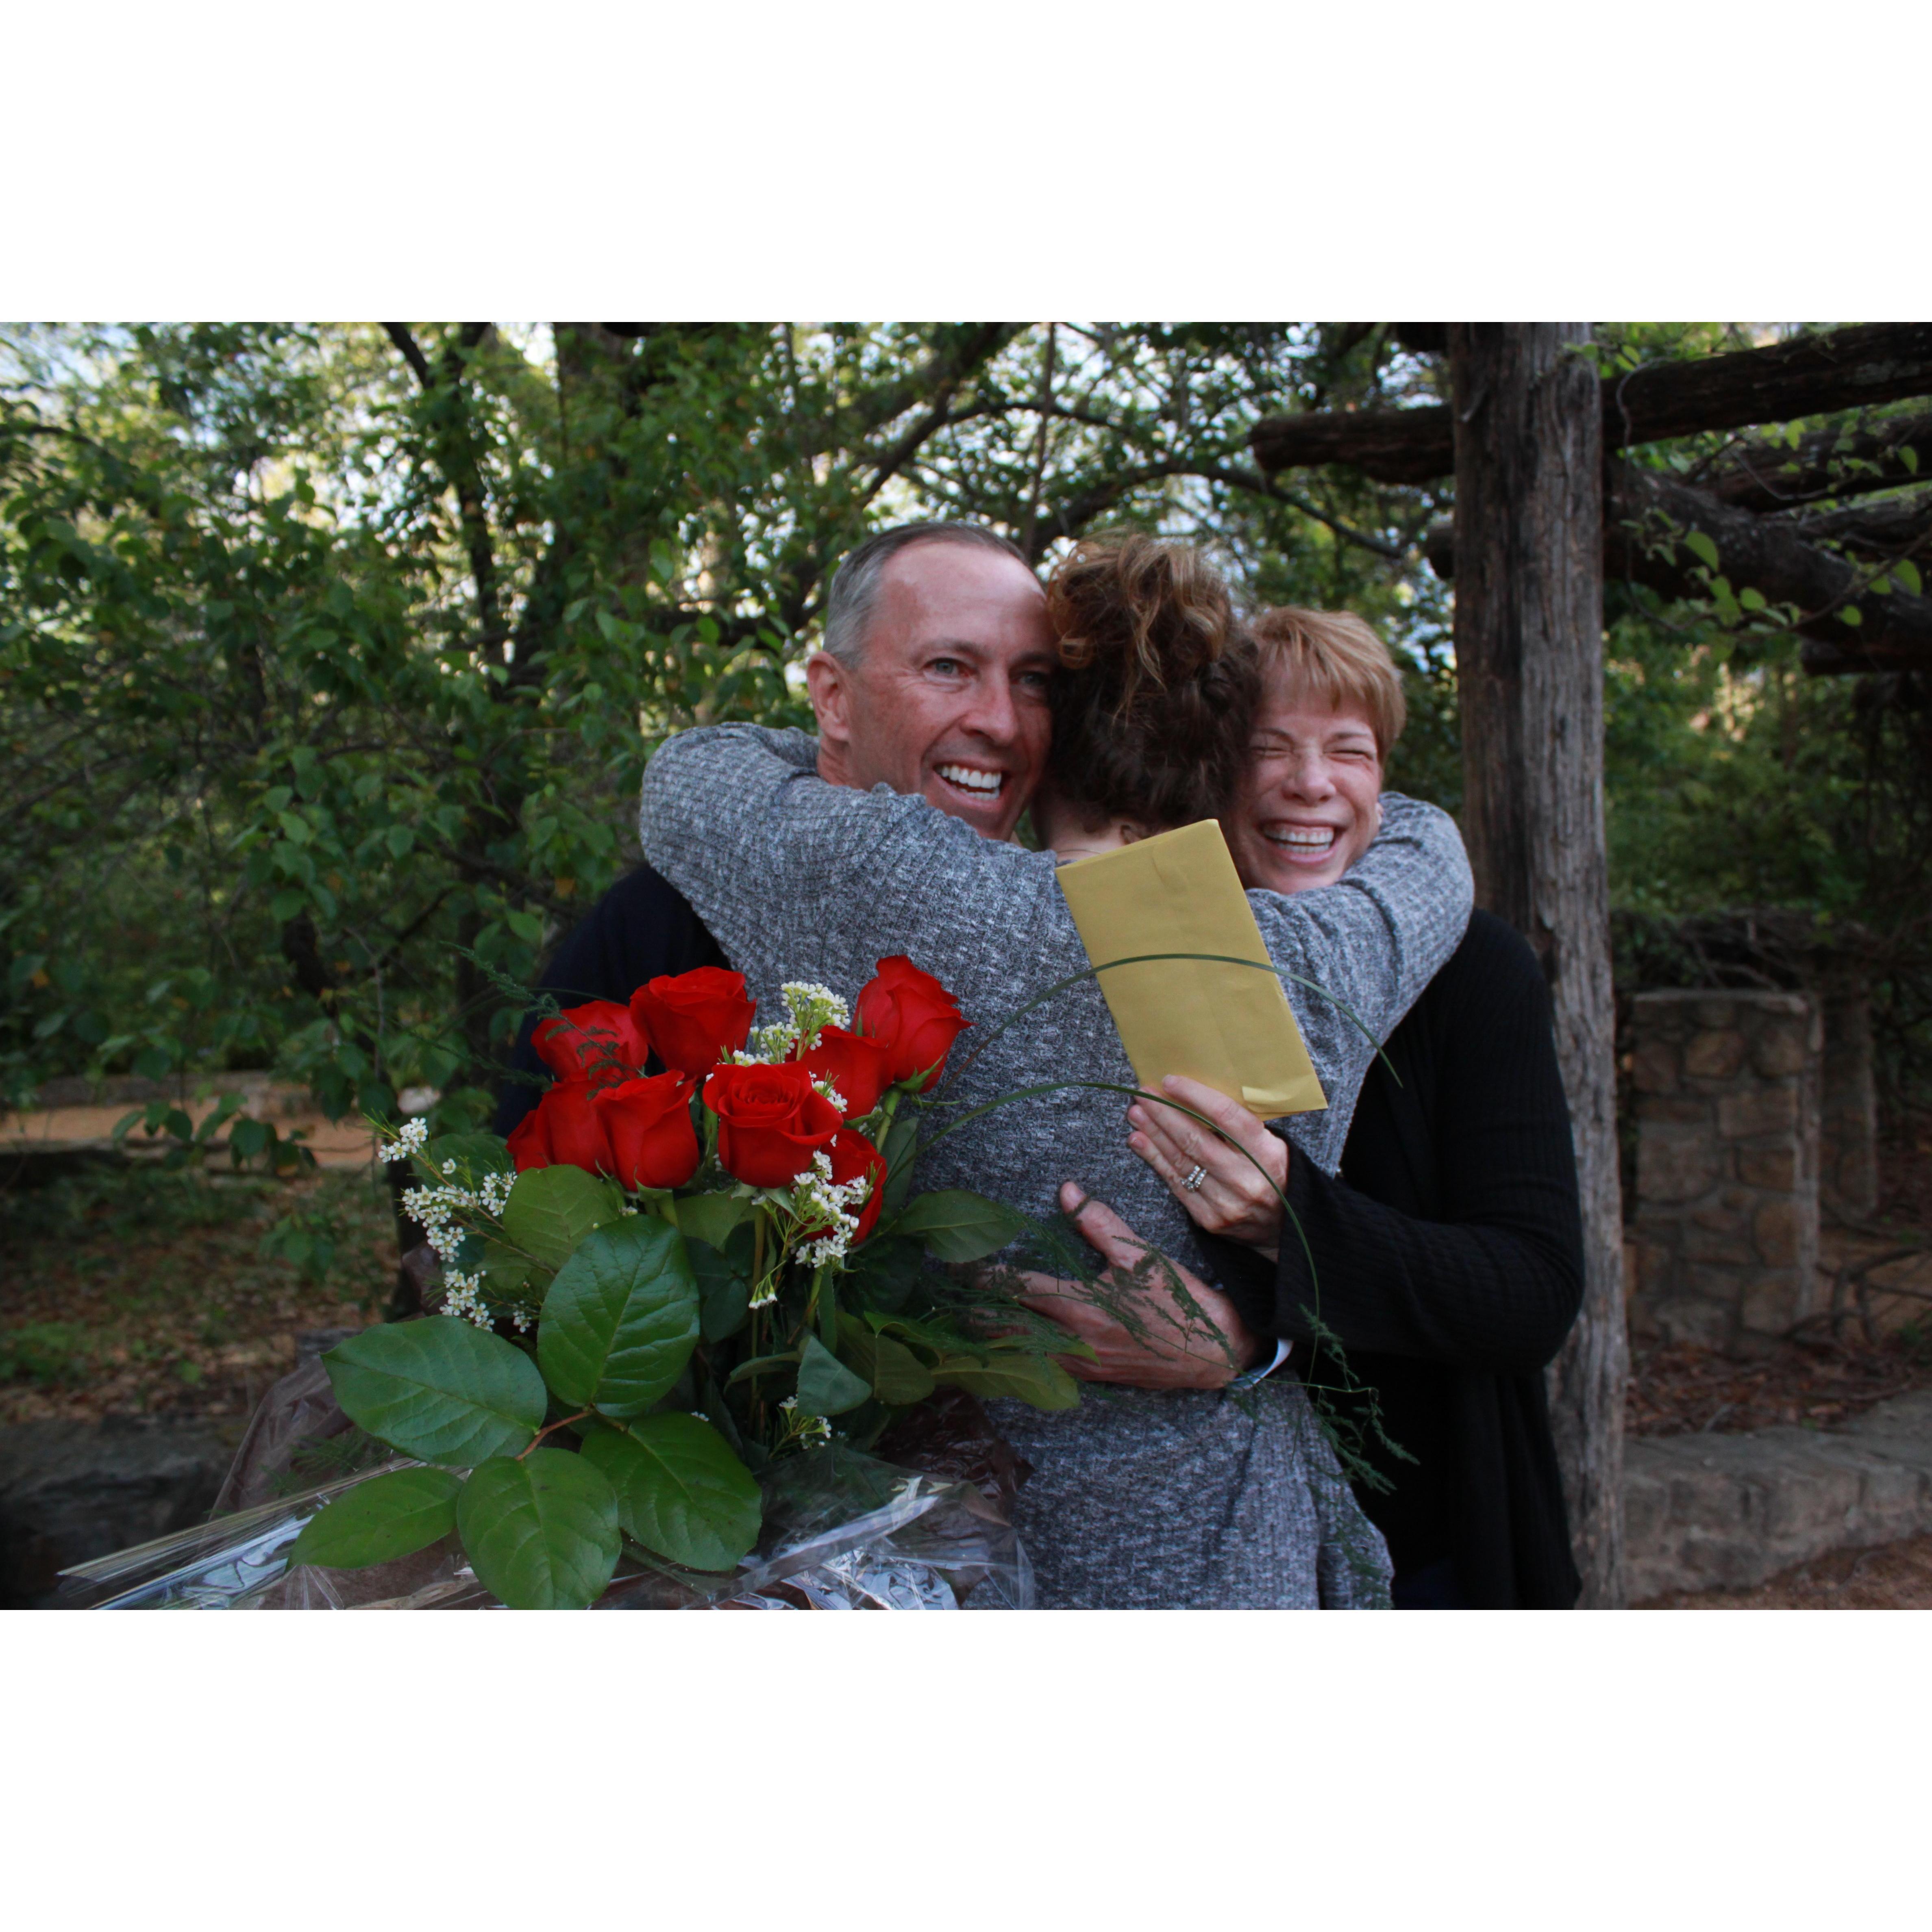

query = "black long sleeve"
[1206, 912, 1585, 1603]
[1216, 912, 1584, 1375]
[491, 864, 728, 1138]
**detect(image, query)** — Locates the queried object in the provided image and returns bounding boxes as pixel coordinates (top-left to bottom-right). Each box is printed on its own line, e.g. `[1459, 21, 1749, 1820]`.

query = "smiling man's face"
[806, 540, 1055, 841]
[1224, 660, 1386, 894]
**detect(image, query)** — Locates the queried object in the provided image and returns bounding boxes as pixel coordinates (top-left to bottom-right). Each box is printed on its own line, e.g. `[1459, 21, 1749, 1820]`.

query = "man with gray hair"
[494, 520, 1059, 1133]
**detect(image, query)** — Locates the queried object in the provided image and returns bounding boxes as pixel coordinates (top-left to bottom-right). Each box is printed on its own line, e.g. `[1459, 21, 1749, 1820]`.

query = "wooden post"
[1449, 324, 1627, 1606]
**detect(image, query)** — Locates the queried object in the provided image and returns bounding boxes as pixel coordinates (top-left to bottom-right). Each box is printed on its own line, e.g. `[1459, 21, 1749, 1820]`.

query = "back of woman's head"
[1044, 535, 1260, 829]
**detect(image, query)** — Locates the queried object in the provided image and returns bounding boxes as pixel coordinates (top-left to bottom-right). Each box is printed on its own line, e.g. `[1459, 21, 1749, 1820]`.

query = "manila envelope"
[1055, 818, 1328, 1120]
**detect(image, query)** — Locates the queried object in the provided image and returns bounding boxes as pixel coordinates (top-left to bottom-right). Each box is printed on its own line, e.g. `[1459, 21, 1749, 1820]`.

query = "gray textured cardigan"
[640, 727, 1473, 1606]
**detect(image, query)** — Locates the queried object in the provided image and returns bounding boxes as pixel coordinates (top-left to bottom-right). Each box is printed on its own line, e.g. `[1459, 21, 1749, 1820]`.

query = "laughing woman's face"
[1223, 668, 1384, 895]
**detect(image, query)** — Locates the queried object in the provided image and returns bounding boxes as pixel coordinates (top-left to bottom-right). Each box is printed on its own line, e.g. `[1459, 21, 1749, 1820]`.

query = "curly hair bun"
[1046, 534, 1236, 713]
[1044, 535, 1260, 829]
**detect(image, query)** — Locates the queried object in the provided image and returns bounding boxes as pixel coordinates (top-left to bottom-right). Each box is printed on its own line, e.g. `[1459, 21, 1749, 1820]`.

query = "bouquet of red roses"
[290, 957, 1076, 1608]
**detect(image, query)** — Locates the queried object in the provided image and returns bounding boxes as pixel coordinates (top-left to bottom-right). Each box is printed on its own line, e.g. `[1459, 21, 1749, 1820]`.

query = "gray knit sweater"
[640, 727, 1472, 1607]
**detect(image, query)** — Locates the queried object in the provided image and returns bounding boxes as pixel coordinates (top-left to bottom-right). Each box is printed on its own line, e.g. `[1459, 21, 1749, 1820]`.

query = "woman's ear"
[1117, 819, 1152, 845]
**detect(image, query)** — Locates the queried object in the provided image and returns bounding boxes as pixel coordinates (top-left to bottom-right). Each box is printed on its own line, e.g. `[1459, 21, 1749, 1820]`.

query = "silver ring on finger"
[1181, 1164, 1208, 1194]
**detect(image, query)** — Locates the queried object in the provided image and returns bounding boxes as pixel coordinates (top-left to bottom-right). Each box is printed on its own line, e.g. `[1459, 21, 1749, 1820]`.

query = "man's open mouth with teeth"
[934, 762, 1007, 800]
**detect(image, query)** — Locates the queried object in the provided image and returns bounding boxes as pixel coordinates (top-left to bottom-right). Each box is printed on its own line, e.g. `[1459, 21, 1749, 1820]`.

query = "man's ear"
[803, 651, 851, 747]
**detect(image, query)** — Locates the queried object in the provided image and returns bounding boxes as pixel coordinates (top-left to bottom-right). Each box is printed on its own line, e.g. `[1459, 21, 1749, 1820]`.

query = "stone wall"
[1627, 990, 1822, 1352]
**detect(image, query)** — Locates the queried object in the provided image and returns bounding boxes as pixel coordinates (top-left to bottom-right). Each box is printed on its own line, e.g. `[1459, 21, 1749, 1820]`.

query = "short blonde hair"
[1249, 606, 1407, 757]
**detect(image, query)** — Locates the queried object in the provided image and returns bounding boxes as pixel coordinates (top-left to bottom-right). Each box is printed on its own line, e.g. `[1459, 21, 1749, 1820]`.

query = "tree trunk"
[1449, 324, 1628, 1608]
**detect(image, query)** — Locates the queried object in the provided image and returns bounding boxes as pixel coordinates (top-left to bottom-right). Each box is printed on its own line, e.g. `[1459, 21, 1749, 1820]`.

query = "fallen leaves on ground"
[1627, 1332, 1932, 1439]
[0, 1165, 395, 1428]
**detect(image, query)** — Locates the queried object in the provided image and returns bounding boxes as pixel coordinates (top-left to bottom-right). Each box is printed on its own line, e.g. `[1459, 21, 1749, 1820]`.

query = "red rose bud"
[533, 1000, 650, 1092]
[827, 1129, 888, 1243]
[630, 966, 757, 1075]
[594, 1073, 700, 1190]
[853, 955, 970, 1092]
[703, 1061, 844, 1188]
[796, 1025, 894, 1120]
[506, 1077, 614, 1177]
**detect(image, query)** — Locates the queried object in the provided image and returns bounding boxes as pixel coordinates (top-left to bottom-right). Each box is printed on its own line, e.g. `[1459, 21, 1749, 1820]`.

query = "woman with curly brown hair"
[639, 526, 1472, 1606]
[1027, 535, 1266, 859]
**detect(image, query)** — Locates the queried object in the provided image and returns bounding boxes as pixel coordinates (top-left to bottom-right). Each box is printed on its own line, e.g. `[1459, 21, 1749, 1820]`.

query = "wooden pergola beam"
[1251, 324, 1932, 484]
[1699, 410, 1932, 512]
[1425, 474, 1932, 669]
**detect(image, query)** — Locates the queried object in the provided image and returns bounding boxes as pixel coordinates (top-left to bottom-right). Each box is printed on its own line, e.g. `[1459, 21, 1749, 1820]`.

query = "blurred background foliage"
[4, 320, 1928, 1139]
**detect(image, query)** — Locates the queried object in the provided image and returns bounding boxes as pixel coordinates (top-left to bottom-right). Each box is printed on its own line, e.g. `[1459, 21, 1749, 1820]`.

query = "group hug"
[494, 521, 1587, 1610]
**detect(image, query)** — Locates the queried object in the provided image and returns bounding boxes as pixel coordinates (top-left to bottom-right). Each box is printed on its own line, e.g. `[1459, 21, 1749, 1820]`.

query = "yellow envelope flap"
[1055, 819, 1327, 1120]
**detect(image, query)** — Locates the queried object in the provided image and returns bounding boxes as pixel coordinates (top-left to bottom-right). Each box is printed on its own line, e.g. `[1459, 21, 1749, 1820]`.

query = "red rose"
[533, 1000, 651, 1092]
[796, 1025, 894, 1121]
[827, 1129, 888, 1243]
[703, 1061, 844, 1188]
[594, 1073, 700, 1190]
[506, 1077, 613, 1176]
[853, 955, 971, 1092]
[629, 967, 757, 1075]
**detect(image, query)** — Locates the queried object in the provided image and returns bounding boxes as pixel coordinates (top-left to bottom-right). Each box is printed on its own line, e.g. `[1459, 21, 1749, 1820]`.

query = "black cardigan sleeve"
[1215, 915, 1585, 1377]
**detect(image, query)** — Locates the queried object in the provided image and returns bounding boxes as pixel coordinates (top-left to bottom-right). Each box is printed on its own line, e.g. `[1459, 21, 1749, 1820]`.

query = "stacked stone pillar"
[1627, 991, 1823, 1353]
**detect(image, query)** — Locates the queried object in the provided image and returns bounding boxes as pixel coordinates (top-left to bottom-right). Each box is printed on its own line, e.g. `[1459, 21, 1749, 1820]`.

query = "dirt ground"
[0, 1163, 394, 1430]
[1627, 1329, 1932, 1438]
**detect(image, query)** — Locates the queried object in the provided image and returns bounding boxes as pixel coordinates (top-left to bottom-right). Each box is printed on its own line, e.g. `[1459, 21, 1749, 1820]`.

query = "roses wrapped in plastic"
[82, 958, 1081, 1611]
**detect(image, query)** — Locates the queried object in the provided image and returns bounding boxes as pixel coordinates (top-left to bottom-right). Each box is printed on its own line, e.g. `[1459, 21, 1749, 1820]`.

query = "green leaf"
[837, 1319, 936, 1405]
[455, 1450, 620, 1609]
[662, 1191, 755, 1250]
[1838, 605, 1864, 627]
[690, 1223, 756, 1343]
[795, 1333, 870, 1416]
[538, 1218, 699, 1416]
[579, 1416, 761, 1571]
[322, 1321, 546, 1465]
[931, 1350, 1079, 1410]
[476, 1236, 533, 1298]
[1738, 585, 1767, 612]
[286, 1466, 461, 1570]
[500, 1163, 624, 1270]
[1684, 530, 1721, 572]
[846, 1235, 923, 1312]
[890, 1189, 1031, 1262]
[1902, 445, 1920, 476]
[386, 824, 414, 859]
[426, 1131, 514, 1178]
[1894, 558, 1922, 598]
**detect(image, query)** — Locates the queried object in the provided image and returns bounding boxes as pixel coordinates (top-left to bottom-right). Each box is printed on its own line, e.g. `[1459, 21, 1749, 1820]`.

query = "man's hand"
[1014, 1183, 1264, 1391]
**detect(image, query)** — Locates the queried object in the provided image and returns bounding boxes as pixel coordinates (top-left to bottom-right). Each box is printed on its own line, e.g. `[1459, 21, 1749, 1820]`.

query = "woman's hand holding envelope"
[1126, 1074, 1289, 1260]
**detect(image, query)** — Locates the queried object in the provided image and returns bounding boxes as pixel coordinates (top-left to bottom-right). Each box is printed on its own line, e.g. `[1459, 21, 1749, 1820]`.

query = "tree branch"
[381, 323, 434, 391]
